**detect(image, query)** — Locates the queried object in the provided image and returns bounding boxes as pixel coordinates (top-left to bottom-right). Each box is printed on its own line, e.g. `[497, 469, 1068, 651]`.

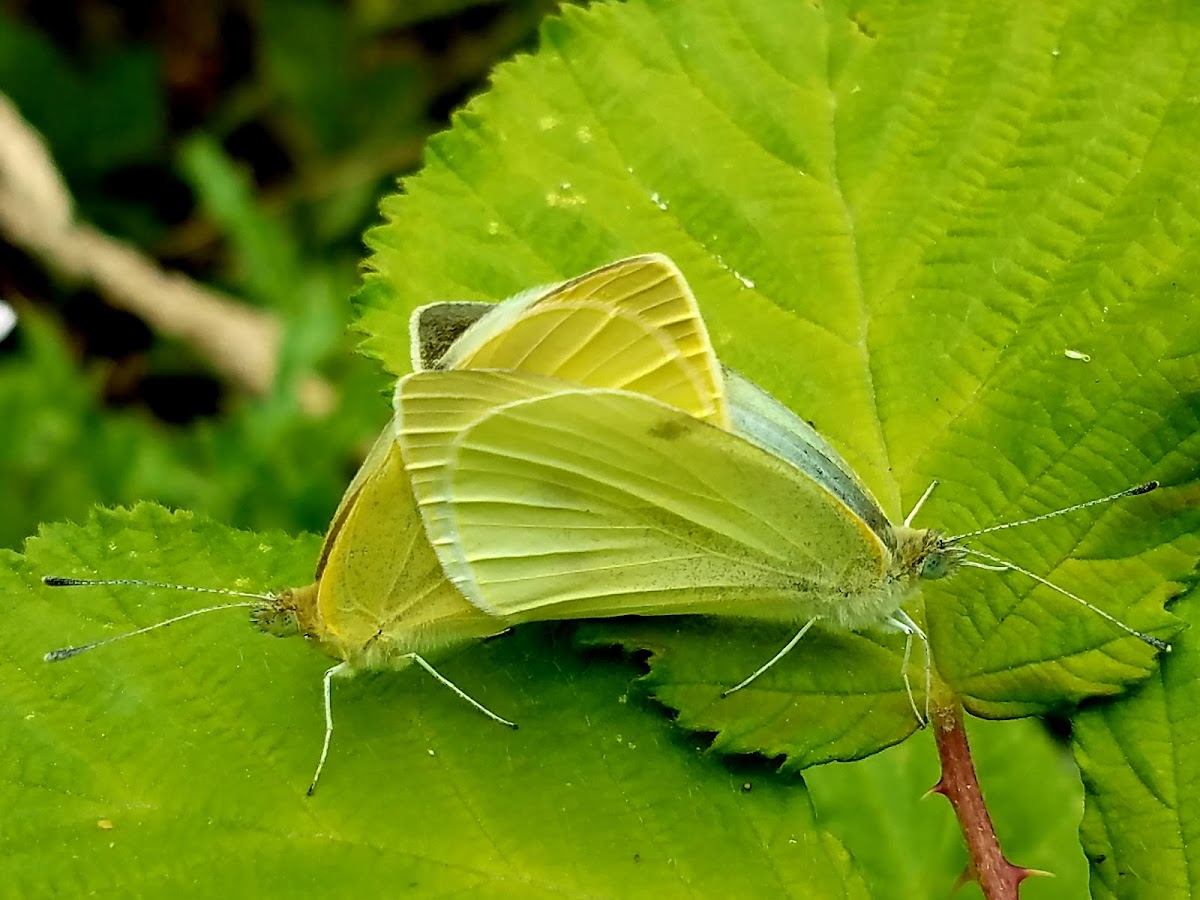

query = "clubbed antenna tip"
[44, 646, 86, 662]
[41, 575, 273, 602]
[949, 479, 1162, 542]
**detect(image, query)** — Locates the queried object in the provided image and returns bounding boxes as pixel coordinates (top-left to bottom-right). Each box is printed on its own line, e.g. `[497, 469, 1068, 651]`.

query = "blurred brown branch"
[0, 91, 334, 415]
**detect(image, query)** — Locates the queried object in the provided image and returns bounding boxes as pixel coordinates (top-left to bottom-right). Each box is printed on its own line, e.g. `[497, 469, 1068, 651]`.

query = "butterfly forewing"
[432, 254, 727, 427]
[408, 300, 492, 371]
[725, 370, 895, 550]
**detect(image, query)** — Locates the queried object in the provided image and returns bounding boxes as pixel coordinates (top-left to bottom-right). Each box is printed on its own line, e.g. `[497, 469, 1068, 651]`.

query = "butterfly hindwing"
[397, 369, 890, 625]
[724, 369, 894, 550]
[315, 440, 501, 661]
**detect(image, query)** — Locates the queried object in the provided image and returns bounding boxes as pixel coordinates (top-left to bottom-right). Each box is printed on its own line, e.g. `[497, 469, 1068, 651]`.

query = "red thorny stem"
[930, 701, 1043, 899]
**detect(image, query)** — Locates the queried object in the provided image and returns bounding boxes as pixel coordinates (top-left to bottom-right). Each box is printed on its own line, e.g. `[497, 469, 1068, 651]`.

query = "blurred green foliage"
[0, 0, 563, 549]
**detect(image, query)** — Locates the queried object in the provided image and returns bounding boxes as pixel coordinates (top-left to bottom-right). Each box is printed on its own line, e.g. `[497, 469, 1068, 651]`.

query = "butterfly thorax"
[250, 583, 408, 667]
[251, 582, 388, 664]
[812, 526, 966, 631]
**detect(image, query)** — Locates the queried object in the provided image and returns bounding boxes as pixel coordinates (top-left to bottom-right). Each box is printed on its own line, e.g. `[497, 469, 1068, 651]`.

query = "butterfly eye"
[251, 603, 300, 637]
[920, 551, 950, 580]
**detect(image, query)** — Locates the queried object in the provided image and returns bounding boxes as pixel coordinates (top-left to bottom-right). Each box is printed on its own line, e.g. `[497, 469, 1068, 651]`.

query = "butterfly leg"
[405, 653, 518, 730]
[886, 610, 930, 726]
[722, 618, 820, 698]
[308, 661, 350, 796]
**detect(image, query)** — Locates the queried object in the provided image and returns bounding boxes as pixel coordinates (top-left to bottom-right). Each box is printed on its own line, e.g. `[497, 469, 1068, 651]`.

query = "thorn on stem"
[925, 778, 949, 799]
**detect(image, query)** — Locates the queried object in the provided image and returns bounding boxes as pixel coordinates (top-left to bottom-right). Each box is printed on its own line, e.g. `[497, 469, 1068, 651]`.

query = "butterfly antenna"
[949, 481, 1158, 541]
[904, 480, 939, 527]
[42, 576, 271, 662]
[961, 549, 1170, 652]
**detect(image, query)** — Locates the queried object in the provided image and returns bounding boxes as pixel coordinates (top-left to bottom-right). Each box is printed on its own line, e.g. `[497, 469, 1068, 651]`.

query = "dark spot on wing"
[420, 303, 493, 367]
[648, 416, 693, 441]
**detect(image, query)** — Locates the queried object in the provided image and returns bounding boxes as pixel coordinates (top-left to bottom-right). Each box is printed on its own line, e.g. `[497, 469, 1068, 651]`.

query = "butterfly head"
[250, 585, 314, 638]
[917, 534, 969, 580]
[893, 528, 968, 582]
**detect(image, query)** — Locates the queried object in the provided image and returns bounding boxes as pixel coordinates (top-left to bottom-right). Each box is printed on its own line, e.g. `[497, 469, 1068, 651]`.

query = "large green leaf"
[359, 0, 1200, 761]
[2, 506, 865, 897]
[1073, 584, 1200, 899]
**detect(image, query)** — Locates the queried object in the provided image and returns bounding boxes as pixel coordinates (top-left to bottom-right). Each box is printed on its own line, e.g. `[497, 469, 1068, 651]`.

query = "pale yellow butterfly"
[412, 304, 943, 713]
[45, 254, 727, 792]
[395, 367, 1168, 722]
